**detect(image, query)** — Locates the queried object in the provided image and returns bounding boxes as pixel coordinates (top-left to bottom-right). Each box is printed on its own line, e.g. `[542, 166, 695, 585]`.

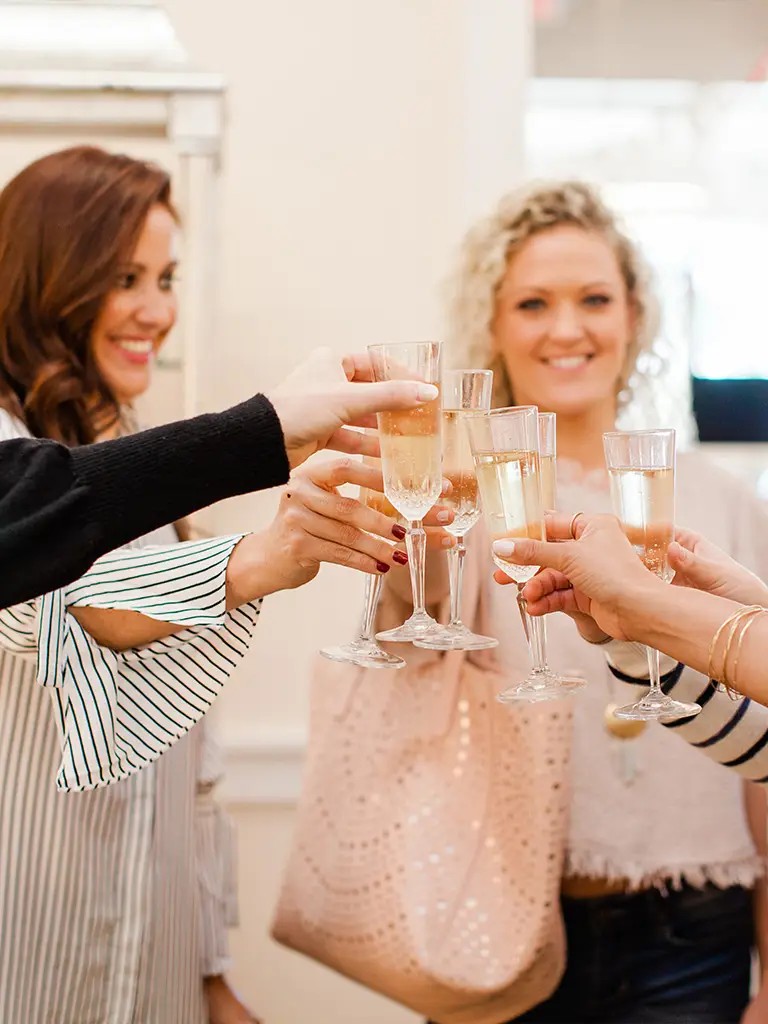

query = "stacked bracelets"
[708, 605, 767, 700]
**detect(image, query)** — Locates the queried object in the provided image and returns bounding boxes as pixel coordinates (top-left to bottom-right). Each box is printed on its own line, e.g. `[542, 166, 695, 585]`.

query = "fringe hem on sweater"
[565, 848, 766, 892]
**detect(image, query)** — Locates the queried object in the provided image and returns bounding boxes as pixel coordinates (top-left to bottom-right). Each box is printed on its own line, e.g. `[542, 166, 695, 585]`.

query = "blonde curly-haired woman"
[377, 182, 768, 1023]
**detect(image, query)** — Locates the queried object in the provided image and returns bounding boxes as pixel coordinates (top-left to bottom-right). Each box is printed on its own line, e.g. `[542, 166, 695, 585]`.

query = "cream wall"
[157, 2, 531, 1021]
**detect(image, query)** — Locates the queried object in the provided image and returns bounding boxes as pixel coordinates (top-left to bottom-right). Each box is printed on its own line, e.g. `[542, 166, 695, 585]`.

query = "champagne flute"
[506, 411, 586, 699]
[320, 479, 406, 670]
[466, 405, 585, 702]
[414, 369, 498, 652]
[368, 341, 443, 642]
[603, 429, 700, 721]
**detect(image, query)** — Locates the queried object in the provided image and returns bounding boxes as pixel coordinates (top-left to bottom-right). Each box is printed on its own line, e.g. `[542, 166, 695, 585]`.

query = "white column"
[168, 91, 224, 420]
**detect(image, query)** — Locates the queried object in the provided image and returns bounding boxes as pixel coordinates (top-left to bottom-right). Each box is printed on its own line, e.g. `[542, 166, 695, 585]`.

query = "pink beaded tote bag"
[272, 536, 571, 1023]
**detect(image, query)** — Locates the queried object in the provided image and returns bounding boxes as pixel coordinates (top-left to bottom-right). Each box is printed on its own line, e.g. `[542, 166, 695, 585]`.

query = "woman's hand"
[229, 458, 408, 602]
[490, 512, 662, 643]
[267, 348, 439, 469]
[365, 473, 456, 552]
[204, 975, 261, 1023]
[227, 458, 454, 605]
[669, 529, 768, 606]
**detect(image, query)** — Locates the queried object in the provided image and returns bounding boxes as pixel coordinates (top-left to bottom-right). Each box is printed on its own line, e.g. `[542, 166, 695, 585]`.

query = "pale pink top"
[485, 449, 768, 888]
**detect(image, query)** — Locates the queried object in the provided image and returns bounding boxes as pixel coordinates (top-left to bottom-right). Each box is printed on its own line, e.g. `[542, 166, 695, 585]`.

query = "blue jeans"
[513, 883, 752, 1024]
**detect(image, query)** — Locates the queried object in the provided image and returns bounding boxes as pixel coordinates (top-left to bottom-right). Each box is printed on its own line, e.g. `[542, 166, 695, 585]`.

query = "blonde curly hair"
[444, 180, 661, 410]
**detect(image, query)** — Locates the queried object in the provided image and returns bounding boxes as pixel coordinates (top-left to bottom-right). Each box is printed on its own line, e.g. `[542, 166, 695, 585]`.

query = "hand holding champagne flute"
[603, 428, 700, 721]
[467, 405, 585, 702]
[368, 342, 444, 642]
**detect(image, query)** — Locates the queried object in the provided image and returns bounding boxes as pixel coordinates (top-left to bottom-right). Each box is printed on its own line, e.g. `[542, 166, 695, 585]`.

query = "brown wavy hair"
[0, 146, 175, 445]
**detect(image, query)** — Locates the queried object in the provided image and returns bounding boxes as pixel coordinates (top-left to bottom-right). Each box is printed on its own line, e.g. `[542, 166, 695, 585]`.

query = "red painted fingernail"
[392, 524, 407, 540]
[376, 561, 390, 573]
[392, 550, 408, 565]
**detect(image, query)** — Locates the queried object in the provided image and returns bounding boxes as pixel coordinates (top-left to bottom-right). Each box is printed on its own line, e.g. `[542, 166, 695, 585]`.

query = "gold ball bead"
[603, 702, 647, 740]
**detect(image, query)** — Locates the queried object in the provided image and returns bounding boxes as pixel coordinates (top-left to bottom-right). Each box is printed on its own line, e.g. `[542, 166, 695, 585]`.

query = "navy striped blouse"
[607, 641, 768, 783]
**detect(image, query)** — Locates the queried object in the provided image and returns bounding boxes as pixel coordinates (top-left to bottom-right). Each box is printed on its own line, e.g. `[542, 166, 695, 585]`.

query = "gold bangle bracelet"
[720, 608, 760, 690]
[727, 608, 767, 699]
[708, 605, 764, 688]
[708, 607, 752, 682]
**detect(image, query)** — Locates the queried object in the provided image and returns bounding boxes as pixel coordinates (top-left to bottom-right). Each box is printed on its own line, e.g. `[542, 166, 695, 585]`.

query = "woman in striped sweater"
[0, 147, 425, 1024]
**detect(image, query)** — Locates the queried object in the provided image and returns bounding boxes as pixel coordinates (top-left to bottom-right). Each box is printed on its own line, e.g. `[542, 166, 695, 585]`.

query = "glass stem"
[645, 644, 662, 698]
[358, 573, 383, 642]
[406, 520, 427, 617]
[447, 536, 466, 627]
[517, 586, 549, 672]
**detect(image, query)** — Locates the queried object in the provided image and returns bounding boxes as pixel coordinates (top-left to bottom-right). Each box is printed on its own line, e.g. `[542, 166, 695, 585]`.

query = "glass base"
[613, 694, 701, 721]
[320, 640, 406, 670]
[496, 670, 586, 704]
[376, 609, 440, 644]
[413, 623, 498, 652]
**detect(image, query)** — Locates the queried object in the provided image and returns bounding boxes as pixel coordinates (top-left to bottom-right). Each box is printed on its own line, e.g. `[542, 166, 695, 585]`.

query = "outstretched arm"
[492, 513, 768, 707]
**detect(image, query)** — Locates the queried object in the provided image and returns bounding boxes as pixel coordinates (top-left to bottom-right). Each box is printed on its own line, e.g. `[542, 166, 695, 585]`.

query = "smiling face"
[492, 224, 636, 420]
[90, 203, 178, 406]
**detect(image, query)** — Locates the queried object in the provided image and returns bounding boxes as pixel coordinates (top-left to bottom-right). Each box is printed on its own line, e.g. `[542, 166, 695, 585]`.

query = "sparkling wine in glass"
[603, 428, 700, 721]
[414, 369, 498, 652]
[467, 406, 585, 702]
[368, 342, 443, 642]
[320, 479, 406, 670]
[504, 412, 585, 700]
[538, 413, 557, 512]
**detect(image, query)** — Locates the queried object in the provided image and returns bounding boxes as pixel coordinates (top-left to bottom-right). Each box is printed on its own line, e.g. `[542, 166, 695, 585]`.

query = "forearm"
[620, 582, 768, 704]
[71, 395, 289, 553]
[606, 643, 768, 782]
[69, 606, 183, 650]
[732, 577, 768, 607]
[0, 397, 289, 609]
[744, 783, 768, 973]
[70, 534, 276, 653]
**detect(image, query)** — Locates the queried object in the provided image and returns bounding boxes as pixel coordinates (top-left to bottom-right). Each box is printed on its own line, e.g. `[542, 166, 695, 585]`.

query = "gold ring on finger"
[569, 511, 585, 539]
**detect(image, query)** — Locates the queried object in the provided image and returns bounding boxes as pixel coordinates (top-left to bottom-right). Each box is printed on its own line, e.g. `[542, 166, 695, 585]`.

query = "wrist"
[731, 578, 768, 607]
[265, 395, 306, 469]
[226, 532, 284, 606]
[571, 614, 611, 645]
[615, 575, 668, 644]
[585, 631, 612, 646]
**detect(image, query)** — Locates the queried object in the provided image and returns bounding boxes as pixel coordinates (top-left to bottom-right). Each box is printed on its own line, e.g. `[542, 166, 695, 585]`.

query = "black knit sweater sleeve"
[0, 394, 289, 608]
